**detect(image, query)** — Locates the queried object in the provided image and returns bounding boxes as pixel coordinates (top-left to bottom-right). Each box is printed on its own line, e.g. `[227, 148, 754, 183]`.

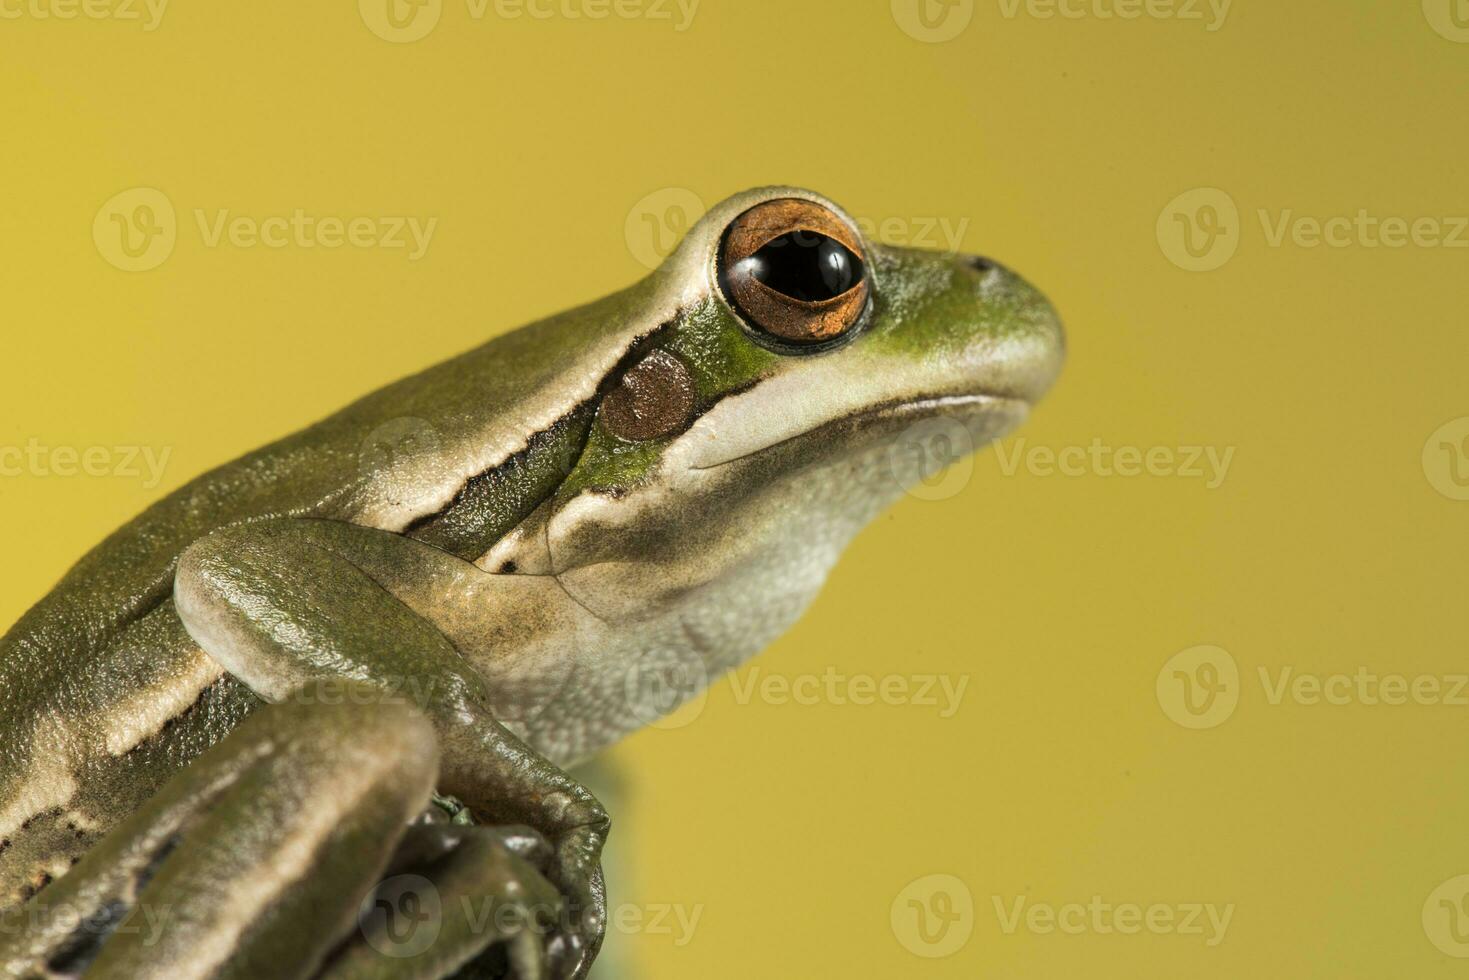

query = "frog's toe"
[325, 822, 566, 980]
[464, 824, 607, 980]
[330, 817, 609, 980]
[539, 863, 605, 980]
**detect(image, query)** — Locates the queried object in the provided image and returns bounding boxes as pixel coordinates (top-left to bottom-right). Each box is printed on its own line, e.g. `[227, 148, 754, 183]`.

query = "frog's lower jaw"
[688, 392, 1027, 472]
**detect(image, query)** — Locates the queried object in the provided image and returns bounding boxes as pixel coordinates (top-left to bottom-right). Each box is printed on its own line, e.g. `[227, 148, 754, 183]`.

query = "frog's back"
[0, 406, 375, 908]
[0, 289, 667, 911]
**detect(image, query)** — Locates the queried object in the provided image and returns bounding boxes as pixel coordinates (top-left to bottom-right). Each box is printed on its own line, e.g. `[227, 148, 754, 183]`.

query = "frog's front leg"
[173, 518, 611, 979]
[0, 685, 562, 980]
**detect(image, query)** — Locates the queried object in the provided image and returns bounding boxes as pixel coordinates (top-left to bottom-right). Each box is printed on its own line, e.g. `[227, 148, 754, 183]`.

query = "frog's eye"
[718, 199, 869, 346]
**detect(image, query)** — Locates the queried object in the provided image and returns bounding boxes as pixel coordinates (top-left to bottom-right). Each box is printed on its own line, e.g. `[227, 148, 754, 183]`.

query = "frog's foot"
[174, 518, 612, 979]
[326, 821, 568, 980]
[0, 685, 588, 980]
[329, 732, 607, 980]
[369, 818, 605, 980]
[432, 738, 609, 980]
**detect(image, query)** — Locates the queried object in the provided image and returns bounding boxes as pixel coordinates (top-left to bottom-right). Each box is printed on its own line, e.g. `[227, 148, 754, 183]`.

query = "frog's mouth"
[688, 392, 1029, 472]
[537, 388, 1032, 626]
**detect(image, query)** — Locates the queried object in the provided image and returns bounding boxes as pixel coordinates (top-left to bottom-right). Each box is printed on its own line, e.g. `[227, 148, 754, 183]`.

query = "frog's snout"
[956, 250, 1066, 408]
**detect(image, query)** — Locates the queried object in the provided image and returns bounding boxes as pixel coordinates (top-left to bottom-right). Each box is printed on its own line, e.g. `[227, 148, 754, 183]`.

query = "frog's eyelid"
[717, 199, 871, 348]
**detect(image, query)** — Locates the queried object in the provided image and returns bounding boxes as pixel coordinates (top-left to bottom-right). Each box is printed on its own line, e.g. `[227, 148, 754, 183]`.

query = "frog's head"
[491, 186, 1063, 647]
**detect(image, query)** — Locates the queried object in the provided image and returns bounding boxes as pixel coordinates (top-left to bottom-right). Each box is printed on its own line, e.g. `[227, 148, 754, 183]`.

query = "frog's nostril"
[964, 255, 996, 274]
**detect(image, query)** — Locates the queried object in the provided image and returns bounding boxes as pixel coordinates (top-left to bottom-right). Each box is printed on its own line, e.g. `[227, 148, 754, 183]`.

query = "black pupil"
[740, 231, 864, 302]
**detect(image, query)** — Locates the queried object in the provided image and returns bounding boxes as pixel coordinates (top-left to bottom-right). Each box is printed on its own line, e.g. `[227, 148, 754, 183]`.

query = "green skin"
[0, 187, 1063, 979]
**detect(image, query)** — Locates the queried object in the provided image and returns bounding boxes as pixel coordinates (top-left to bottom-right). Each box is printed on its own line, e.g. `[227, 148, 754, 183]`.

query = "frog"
[0, 186, 1064, 979]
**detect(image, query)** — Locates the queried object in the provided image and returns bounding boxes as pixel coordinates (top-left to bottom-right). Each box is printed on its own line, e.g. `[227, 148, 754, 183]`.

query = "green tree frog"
[0, 187, 1063, 979]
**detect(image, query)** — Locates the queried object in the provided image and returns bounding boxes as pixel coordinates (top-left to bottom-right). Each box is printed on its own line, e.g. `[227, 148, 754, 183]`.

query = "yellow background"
[3, 1, 1467, 976]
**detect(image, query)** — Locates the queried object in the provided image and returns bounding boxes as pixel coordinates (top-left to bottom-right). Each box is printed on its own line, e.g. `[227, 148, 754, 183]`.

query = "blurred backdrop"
[2, 1, 1467, 976]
